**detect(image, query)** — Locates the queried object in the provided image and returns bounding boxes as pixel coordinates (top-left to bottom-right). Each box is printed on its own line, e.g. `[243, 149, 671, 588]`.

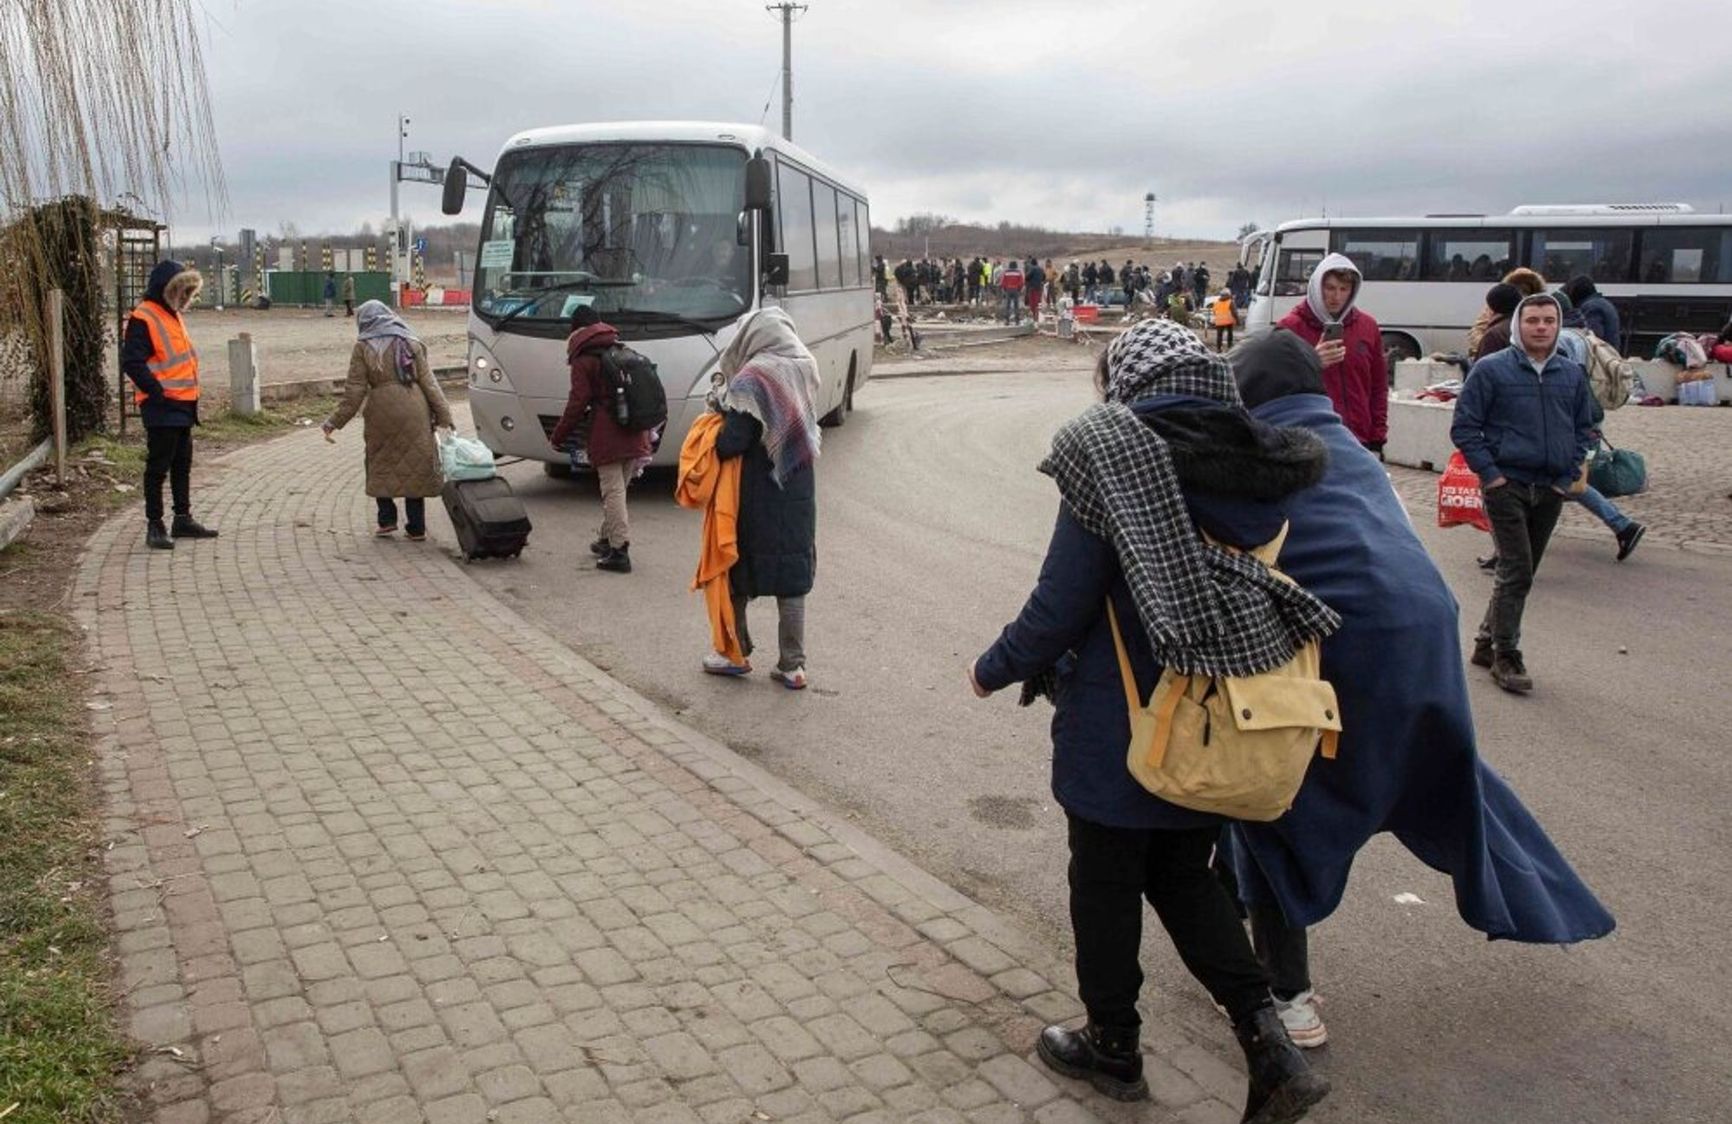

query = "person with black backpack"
[548, 305, 657, 573]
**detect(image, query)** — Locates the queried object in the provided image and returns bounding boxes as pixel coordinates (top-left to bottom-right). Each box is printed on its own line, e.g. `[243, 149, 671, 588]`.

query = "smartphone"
[1323, 322, 1345, 343]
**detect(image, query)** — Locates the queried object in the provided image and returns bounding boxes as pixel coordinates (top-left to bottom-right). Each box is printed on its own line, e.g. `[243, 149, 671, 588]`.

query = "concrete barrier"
[228, 333, 261, 416]
[1384, 396, 1458, 472]
[1392, 359, 1463, 396]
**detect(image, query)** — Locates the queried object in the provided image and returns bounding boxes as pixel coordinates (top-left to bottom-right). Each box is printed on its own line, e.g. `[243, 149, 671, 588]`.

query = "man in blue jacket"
[1451, 292, 1596, 693]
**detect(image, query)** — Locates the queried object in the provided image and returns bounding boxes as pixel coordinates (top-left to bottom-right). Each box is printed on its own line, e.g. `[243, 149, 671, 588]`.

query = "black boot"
[145, 521, 174, 551]
[1235, 1006, 1329, 1124]
[1470, 639, 1494, 668]
[595, 543, 632, 573]
[1035, 1023, 1147, 1102]
[171, 515, 219, 539]
[589, 537, 611, 557]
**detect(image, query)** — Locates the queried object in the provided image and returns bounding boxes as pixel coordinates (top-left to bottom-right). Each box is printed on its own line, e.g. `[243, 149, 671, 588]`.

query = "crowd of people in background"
[873, 252, 1257, 335]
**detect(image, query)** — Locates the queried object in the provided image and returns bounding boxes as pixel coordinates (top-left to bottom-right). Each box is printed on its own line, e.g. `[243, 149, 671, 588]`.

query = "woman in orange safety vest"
[1211, 290, 1240, 353]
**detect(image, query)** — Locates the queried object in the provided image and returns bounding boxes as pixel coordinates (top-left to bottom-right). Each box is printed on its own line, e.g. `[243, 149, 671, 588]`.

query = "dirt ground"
[140, 306, 472, 387]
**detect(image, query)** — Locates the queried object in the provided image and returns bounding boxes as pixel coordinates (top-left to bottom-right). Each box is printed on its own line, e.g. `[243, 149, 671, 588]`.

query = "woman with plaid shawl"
[969, 320, 1335, 1123]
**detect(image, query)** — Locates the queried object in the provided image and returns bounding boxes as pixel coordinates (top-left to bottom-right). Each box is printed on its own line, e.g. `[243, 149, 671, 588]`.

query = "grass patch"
[198, 395, 338, 441]
[0, 612, 132, 1123]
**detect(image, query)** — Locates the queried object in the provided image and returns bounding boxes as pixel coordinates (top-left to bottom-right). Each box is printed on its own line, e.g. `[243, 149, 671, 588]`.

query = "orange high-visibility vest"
[128, 301, 200, 404]
[1212, 298, 1237, 328]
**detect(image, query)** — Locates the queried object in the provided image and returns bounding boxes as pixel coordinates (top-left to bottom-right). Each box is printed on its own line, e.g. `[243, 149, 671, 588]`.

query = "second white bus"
[1242, 205, 1732, 360]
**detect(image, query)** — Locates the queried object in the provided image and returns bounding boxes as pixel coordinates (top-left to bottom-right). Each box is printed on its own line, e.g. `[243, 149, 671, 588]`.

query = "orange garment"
[1212, 297, 1237, 328]
[675, 412, 746, 666]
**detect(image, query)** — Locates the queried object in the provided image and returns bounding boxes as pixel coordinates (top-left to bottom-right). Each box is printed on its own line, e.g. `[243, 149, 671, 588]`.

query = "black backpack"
[598, 344, 667, 432]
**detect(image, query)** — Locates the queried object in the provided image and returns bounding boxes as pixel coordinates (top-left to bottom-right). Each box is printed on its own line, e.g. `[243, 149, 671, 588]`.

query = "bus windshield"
[474, 142, 751, 328]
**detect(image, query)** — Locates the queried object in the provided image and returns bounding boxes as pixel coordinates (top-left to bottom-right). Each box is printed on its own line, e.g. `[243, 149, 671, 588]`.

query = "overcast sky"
[162, 0, 1732, 243]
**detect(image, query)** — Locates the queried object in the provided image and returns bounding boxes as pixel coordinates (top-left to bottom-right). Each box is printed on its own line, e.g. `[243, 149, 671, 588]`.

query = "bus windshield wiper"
[611, 308, 720, 335]
[492, 275, 608, 328]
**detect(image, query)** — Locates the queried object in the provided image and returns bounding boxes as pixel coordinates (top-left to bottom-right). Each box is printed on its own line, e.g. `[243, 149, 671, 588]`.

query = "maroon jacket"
[548, 323, 654, 465]
[1277, 302, 1389, 447]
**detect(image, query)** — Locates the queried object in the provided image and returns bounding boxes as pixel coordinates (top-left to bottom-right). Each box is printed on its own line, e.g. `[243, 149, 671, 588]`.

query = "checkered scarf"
[1038, 321, 1340, 679]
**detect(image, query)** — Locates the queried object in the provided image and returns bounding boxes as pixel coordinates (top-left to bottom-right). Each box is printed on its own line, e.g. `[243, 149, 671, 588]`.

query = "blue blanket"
[1224, 393, 1614, 943]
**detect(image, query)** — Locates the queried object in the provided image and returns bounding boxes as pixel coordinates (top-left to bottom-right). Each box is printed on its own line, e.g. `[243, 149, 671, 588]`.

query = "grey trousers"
[731, 594, 805, 671]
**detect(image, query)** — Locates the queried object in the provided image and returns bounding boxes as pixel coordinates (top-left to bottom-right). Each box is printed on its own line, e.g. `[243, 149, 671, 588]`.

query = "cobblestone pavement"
[76, 427, 1246, 1123]
[1388, 404, 1732, 554]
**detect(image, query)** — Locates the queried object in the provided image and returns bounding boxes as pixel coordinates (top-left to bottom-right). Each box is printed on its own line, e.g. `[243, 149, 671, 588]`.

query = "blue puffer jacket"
[1452, 342, 1595, 492]
[972, 397, 1319, 831]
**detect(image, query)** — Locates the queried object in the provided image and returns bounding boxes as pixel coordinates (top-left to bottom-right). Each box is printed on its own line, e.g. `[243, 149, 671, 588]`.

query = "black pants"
[1212, 846, 1312, 997]
[144, 426, 193, 523]
[1476, 482, 1565, 653]
[1066, 814, 1271, 1031]
[376, 497, 426, 535]
[1215, 326, 1235, 351]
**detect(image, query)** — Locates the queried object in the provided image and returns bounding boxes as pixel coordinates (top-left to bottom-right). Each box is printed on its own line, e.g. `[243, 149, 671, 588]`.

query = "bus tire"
[1382, 332, 1421, 382]
[820, 361, 856, 428]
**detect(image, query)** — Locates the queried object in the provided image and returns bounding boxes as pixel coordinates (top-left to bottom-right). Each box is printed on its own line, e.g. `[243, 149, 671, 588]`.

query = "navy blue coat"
[716, 410, 816, 599]
[1578, 293, 1621, 348]
[973, 398, 1294, 831]
[1452, 345, 1595, 491]
[1224, 394, 1615, 943]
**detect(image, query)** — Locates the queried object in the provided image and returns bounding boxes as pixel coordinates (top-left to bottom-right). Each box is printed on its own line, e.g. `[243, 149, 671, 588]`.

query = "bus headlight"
[470, 345, 511, 389]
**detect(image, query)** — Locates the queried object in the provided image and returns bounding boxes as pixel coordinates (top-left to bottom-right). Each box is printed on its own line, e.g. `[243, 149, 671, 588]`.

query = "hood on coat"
[1306, 252, 1361, 327]
[144, 260, 203, 311]
[1231, 330, 1325, 410]
[566, 322, 619, 360]
[1513, 292, 1564, 367]
[1132, 398, 1328, 502]
[1502, 267, 1549, 297]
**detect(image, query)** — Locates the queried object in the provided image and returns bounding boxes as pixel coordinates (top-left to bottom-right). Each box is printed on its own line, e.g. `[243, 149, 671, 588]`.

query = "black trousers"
[1215, 326, 1235, 351]
[1476, 482, 1565, 653]
[1066, 813, 1272, 1031]
[143, 426, 194, 523]
[1212, 846, 1313, 997]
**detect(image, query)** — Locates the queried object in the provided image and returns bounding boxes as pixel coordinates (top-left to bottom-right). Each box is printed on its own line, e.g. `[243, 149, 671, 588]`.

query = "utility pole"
[766, 2, 807, 141]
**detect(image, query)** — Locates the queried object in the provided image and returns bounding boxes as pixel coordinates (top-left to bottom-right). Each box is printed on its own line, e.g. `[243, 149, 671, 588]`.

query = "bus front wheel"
[821, 364, 856, 428]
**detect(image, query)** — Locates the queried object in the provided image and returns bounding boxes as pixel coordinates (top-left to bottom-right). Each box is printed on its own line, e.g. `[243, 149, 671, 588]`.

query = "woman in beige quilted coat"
[322, 301, 454, 540]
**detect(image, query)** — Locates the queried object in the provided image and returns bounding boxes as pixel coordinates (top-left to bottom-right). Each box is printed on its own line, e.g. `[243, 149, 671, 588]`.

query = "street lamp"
[210, 236, 225, 311]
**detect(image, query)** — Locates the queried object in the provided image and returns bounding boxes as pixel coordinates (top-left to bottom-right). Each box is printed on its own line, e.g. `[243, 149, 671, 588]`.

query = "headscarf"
[715, 307, 822, 485]
[356, 299, 418, 385]
[1039, 320, 1338, 679]
[1103, 318, 1240, 405]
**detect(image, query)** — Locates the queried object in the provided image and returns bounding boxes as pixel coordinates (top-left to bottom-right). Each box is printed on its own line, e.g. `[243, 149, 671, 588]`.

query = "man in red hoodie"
[1276, 254, 1388, 453]
[548, 305, 653, 573]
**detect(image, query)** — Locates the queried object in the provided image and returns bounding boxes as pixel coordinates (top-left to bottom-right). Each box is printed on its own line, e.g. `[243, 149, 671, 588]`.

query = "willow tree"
[0, 0, 226, 442]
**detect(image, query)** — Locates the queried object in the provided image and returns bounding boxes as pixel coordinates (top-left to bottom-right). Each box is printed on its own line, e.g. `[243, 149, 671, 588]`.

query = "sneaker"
[1470, 640, 1494, 669]
[375, 524, 397, 537]
[405, 530, 426, 542]
[1615, 522, 1646, 562]
[171, 516, 219, 539]
[1273, 990, 1328, 1049]
[770, 667, 808, 690]
[1491, 650, 1533, 694]
[1477, 554, 1498, 572]
[145, 520, 174, 550]
[702, 652, 751, 677]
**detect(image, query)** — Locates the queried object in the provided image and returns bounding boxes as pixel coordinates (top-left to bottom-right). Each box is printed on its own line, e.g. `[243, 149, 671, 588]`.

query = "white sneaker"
[701, 652, 750, 677]
[1274, 990, 1327, 1048]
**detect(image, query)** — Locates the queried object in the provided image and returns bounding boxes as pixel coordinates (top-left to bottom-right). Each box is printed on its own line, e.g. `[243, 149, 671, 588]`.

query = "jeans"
[376, 496, 426, 535]
[144, 426, 193, 523]
[1002, 291, 1022, 323]
[1574, 484, 1631, 533]
[731, 594, 805, 672]
[1476, 482, 1564, 653]
[594, 460, 630, 548]
[1065, 814, 1272, 1030]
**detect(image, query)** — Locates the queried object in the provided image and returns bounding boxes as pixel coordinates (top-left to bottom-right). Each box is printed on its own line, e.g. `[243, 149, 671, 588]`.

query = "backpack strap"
[1106, 601, 1186, 771]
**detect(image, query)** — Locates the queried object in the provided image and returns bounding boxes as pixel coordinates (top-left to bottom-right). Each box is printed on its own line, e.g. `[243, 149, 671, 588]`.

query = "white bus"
[1242, 205, 1732, 361]
[441, 121, 874, 469]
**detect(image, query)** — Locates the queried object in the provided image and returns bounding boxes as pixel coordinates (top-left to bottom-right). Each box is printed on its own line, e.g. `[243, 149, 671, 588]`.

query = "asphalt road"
[457, 372, 1731, 1123]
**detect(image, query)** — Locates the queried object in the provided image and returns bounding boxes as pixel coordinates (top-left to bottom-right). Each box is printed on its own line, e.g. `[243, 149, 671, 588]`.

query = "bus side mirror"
[762, 253, 789, 287]
[745, 156, 773, 212]
[737, 211, 752, 247]
[442, 158, 467, 215]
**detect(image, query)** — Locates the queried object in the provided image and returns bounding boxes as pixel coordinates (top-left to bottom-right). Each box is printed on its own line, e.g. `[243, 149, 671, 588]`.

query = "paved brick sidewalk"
[75, 428, 1245, 1124]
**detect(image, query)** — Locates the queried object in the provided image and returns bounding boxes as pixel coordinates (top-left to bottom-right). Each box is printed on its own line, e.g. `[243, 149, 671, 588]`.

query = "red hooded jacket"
[548, 323, 654, 465]
[1277, 301, 1388, 447]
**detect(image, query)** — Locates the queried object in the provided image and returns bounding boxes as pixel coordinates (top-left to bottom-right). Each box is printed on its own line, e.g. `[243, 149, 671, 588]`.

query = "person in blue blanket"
[1217, 329, 1615, 1049]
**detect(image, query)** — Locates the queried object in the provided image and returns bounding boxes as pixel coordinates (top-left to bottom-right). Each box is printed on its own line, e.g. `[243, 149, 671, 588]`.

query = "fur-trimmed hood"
[144, 260, 203, 312]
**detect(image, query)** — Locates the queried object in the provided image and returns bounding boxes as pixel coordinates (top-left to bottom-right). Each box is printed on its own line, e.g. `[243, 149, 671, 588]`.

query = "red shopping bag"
[1437, 451, 1491, 532]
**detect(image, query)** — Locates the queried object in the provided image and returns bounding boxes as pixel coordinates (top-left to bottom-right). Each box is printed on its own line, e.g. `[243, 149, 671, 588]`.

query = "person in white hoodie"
[1276, 254, 1389, 453]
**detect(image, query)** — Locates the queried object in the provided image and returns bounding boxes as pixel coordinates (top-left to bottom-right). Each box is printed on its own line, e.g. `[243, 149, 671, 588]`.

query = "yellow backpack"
[1105, 525, 1341, 822]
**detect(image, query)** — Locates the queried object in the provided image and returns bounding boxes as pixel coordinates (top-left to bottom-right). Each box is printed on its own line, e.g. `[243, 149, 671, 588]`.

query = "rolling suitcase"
[441, 477, 531, 560]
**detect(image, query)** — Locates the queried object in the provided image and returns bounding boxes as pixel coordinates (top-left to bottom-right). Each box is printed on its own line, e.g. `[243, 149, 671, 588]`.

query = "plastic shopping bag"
[1437, 451, 1491, 532]
[438, 430, 497, 482]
